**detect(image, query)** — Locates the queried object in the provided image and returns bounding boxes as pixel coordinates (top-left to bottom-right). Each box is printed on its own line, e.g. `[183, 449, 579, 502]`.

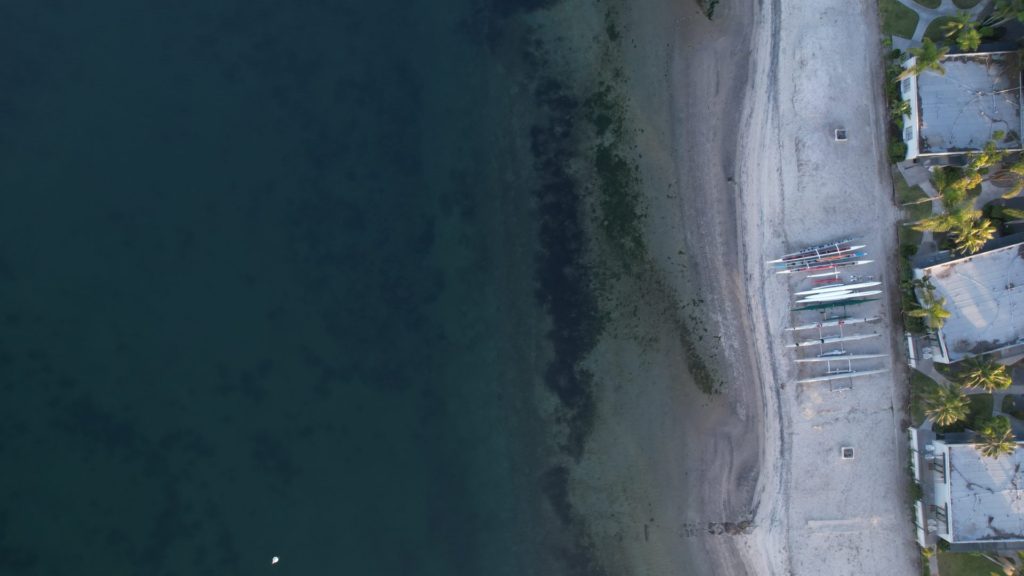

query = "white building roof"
[949, 443, 1024, 542]
[902, 51, 1023, 159]
[917, 241, 1024, 361]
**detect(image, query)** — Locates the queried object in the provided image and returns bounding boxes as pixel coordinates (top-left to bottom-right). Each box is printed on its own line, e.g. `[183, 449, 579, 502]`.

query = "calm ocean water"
[0, 1, 598, 574]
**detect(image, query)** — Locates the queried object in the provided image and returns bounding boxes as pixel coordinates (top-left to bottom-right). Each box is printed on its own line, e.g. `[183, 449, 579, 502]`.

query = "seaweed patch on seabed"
[582, 6, 723, 394]
[531, 71, 603, 462]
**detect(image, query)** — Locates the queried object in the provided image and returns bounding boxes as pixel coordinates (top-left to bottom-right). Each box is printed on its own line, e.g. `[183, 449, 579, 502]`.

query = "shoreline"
[552, 0, 772, 574]
[561, 0, 920, 573]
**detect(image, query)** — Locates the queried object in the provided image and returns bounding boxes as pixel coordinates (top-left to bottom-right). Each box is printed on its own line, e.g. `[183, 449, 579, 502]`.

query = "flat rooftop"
[916, 52, 1022, 155]
[917, 241, 1024, 361]
[949, 443, 1024, 542]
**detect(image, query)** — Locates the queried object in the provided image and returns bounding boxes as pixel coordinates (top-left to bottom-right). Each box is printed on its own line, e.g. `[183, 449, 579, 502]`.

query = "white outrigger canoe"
[767, 238, 858, 263]
[778, 259, 874, 275]
[806, 261, 874, 277]
[796, 368, 889, 384]
[785, 332, 880, 348]
[786, 316, 880, 331]
[795, 353, 889, 363]
[793, 281, 881, 296]
[797, 289, 883, 303]
[767, 244, 866, 265]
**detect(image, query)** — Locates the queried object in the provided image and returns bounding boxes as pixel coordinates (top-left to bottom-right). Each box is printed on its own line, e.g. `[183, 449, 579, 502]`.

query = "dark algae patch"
[531, 72, 602, 461]
[586, 82, 646, 268]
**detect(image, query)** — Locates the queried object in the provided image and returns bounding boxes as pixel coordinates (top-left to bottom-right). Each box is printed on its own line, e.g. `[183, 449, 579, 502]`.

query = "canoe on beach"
[786, 316, 880, 331]
[796, 368, 890, 383]
[793, 281, 881, 296]
[790, 298, 879, 311]
[785, 332, 879, 348]
[796, 289, 883, 303]
[767, 238, 858, 263]
[795, 353, 888, 363]
[777, 259, 873, 275]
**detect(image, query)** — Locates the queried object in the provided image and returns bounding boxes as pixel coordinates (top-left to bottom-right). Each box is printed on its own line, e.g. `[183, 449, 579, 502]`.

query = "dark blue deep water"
[0, 1, 600, 574]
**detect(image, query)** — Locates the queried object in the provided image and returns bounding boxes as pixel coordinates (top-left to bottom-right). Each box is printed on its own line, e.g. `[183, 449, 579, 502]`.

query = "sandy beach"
[564, 0, 922, 574]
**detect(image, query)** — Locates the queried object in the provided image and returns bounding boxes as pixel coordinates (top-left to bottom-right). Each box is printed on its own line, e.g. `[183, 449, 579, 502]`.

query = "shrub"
[890, 141, 908, 163]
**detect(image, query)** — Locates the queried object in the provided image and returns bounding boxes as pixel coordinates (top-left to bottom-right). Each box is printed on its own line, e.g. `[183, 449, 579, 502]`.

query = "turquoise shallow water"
[0, 1, 598, 574]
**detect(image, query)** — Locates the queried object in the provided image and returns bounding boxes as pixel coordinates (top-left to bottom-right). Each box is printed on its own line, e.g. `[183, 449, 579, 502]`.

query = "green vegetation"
[937, 551, 998, 575]
[584, 84, 645, 267]
[910, 370, 941, 425]
[978, 415, 1017, 458]
[987, 0, 1024, 26]
[880, 0, 921, 38]
[889, 140, 908, 163]
[899, 224, 922, 259]
[907, 283, 952, 330]
[894, 173, 933, 222]
[897, 215, 925, 332]
[1003, 395, 1024, 420]
[925, 17, 957, 42]
[957, 358, 1012, 392]
[913, 155, 1005, 255]
[952, 0, 980, 7]
[925, 385, 970, 426]
[899, 38, 949, 80]
[935, 393, 994, 432]
[942, 12, 984, 51]
[969, 394, 995, 428]
[914, 0, 941, 8]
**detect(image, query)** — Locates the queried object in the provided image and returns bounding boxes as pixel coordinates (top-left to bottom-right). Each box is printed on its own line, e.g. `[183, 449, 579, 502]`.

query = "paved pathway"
[893, 0, 991, 45]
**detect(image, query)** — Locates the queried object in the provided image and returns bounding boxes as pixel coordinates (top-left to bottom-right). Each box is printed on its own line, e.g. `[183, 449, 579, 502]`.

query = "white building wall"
[901, 58, 920, 161]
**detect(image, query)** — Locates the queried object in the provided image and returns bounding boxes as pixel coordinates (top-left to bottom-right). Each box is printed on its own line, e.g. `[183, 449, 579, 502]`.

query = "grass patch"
[925, 16, 955, 42]
[914, 0, 941, 8]
[880, 0, 920, 38]
[1003, 395, 1024, 420]
[894, 169, 934, 223]
[910, 370, 941, 426]
[897, 222, 925, 332]
[937, 551, 997, 575]
[952, 0, 980, 7]
[899, 223, 923, 253]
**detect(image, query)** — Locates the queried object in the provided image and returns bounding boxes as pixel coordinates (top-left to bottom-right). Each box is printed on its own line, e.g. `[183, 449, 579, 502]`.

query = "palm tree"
[942, 173, 982, 210]
[959, 358, 1013, 392]
[912, 207, 980, 233]
[984, 0, 1024, 26]
[981, 550, 1024, 574]
[1004, 207, 1024, 221]
[925, 385, 970, 427]
[908, 290, 952, 330]
[890, 99, 911, 119]
[944, 12, 983, 52]
[960, 26, 983, 51]
[898, 38, 949, 80]
[912, 212, 959, 232]
[952, 217, 996, 255]
[967, 141, 1005, 175]
[978, 416, 1017, 459]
